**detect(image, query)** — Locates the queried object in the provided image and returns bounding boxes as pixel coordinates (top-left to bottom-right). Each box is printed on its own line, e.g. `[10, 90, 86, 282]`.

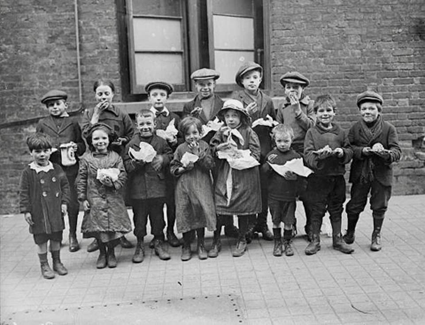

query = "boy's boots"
[167, 228, 182, 247]
[132, 238, 145, 263]
[371, 217, 384, 251]
[305, 234, 321, 255]
[120, 236, 134, 249]
[96, 241, 107, 269]
[232, 236, 247, 257]
[181, 232, 192, 261]
[273, 228, 283, 257]
[343, 214, 359, 244]
[197, 229, 208, 260]
[51, 250, 68, 275]
[283, 229, 294, 256]
[87, 239, 99, 252]
[69, 233, 80, 252]
[107, 241, 118, 268]
[331, 219, 354, 254]
[154, 237, 171, 260]
[39, 253, 55, 279]
[208, 227, 222, 258]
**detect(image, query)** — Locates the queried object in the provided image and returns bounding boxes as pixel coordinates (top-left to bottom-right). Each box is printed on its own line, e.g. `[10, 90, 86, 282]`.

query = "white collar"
[29, 161, 54, 173]
[150, 106, 170, 117]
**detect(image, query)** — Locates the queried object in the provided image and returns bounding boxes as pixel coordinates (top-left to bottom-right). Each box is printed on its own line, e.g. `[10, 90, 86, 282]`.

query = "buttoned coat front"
[182, 94, 224, 124]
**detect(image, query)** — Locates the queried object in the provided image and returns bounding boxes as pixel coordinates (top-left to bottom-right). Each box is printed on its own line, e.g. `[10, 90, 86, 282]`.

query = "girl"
[210, 99, 262, 258]
[170, 117, 216, 261]
[77, 123, 132, 269]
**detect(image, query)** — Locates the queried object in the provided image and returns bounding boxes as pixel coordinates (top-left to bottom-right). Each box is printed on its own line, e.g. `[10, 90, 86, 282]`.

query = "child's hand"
[100, 176, 113, 187]
[69, 141, 78, 152]
[334, 148, 344, 158]
[151, 155, 164, 171]
[61, 204, 68, 216]
[94, 101, 109, 113]
[267, 153, 278, 163]
[184, 161, 195, 171]
[283, 171, 297, 180]
[116, 137, 127, 146]
[168, 136, 177, 146]
[246, 102, 258, 115]
[216, 142, 237, 152]
[83, 200, 90, 211]
[188, 141, 200, 155]
[374, 150, 390, 160]
[24, 212, 34, 226]
[288, 92, 300, 105]
[362, 147, 373, 156]
[191, 107, 202, 116]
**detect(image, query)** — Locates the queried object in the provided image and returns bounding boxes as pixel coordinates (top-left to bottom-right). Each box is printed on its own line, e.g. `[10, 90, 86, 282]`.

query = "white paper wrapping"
[156, 118, 178, 141]
[129, 142, 157, 163]
[269, 158, 313, 177]
[97, 168, 120, 182]
[218, 149, 260, 170]
[180, 152, 199, 167]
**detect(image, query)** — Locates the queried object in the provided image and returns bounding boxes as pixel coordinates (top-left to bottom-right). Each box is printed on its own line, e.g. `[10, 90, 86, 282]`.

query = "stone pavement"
[1, 195, 424, 325]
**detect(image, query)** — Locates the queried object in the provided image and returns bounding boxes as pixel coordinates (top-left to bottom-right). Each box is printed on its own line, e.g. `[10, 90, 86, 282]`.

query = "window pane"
[132, 0, 181, 16]
[133, 18, 182, 51]
[212, 0, 253, 16]
[214, 51, 255, 84]
[213, 16, 254, 50]
[135, 53, 183, 85]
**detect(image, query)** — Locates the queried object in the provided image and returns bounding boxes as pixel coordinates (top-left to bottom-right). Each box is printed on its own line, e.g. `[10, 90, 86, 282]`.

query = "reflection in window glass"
[135, 53, 183, 85]
[213, 16, 254, 50]
[215, 51, 255, 84]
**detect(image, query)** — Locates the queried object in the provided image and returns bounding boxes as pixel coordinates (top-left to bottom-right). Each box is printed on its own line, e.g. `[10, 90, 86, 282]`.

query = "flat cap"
[279, 72, 310, 87]
[235, 61, 263, 87]
[191, 68, 220, 81]
[356, 90, 383, 107]
[145, 81, 174, 95]
[41, 89, 68, 104]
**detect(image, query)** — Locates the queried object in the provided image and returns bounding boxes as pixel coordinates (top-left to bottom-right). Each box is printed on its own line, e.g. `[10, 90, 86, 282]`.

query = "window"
[121, 0, 270, 96]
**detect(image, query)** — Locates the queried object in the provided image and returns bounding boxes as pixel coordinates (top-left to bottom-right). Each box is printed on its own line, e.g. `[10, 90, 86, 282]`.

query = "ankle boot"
[371, 217, 384, 251]
[197, 234, 208, 260]
[343, 214, 359, 244]
[96, 241, 107, 269]
[167, 228, 182, 247]
[38, 253, 55, 279]
[154, 238, 171, 260]
[181, 232, 192, 261]
[120, 236, 134, 249]
[51, 250, 68, 275]
[107, 244, 117, 268]
[333, 234, 354, 254]
[208, 229, 222, 258]
[283, 229, 294, 256]
[304, 224, 313, 242]
[272, 228, 282, 257]
[87, 238, 99, 252]
[132, 238, 145, 263]
[305, 234, 321, 255]
[232, 237, 247, 257]
[69, 233, 80, 252]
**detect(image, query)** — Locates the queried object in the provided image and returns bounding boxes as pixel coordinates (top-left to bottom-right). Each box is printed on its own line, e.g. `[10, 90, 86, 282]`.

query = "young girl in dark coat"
[171, 117, 216, 261]
[77, 123, 132, 269]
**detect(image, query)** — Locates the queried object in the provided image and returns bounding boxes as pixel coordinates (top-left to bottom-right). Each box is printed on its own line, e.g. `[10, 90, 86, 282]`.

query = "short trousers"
[269, 199, 296, 226]
[33, 231, 63, 245]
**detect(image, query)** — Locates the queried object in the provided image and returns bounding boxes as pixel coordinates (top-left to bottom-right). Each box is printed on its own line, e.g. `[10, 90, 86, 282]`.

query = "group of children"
[20, 62, 401, 280]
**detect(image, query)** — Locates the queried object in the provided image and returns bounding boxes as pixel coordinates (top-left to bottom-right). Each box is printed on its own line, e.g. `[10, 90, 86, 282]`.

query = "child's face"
[223, 109, 241, 129]
[45, 99, 67, 117]
[194, 79, 216, 99]
[316, 103, 335, 127]
[275, 133, 292, 153]
[91, 129, 109, 153]
[136, 115, 155, 138]
[284, 83, 303, 100]
[30, 148, 52, 167]
[95, 85, 114, 104]
[148, 88, 168, 111]
[185, 125, 201, 144]
[241, 70, 262, 92]
[360, 102, 380, 123]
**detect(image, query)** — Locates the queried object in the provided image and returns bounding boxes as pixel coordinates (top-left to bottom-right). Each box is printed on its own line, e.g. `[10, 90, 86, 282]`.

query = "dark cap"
[41, 89, 68, 104]
[145, 81, 174, 95]
[191, 68, 220, 81]
[235, 61, 263, 87]
[279, 72, 310, 87]
[356, 90, 383, 108]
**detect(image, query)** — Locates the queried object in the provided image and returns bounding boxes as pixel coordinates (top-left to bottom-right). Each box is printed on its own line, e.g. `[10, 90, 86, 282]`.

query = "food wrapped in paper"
[252, 115, 278, 128]
[156, 119, 178, 141]
[128, 142, 157, 163]
[201, 118, 223, 138]
[218, 149, 260, 170]
[269, 158, 313, 177]
[97, 168, 120, 182]
[181, 152, 199, 167]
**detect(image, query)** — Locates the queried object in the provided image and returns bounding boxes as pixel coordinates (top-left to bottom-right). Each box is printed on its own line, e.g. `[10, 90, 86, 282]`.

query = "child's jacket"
[304, 123, 353, 176]
[348, 116, 401, 186]
[20, 163, 70, 234]
[182, 94, 224, 124]
[123, 132, 173, 200]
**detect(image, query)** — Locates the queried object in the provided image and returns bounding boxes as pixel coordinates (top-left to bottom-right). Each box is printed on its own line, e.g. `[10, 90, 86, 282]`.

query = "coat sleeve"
[303, 129, 320, 170]
[170, 146, 184, 177]
[123, 142, 141, 174]
[76, 158, 88, 201]
[382, 123, 402, 165]
[210, 128, 224, 155]
[161, 141, 173, 168]
[59, 167, 71, 206]
[266, 98, 276, 120]
[197, 143, 215, 171]
[348, 124, 365, 160]
[80, 109, 93, 140]
[248, 128, 261, 162]
[296, 100, 315, 131]
[35, 121, 44, 133]
[73, 120, 86, 156]
[340, 129, 353, 165]
[19, 169, 31, 213]
[121, 112, 135, 144]
[276, 105, 284, 124]
[113, 157, 127, 190]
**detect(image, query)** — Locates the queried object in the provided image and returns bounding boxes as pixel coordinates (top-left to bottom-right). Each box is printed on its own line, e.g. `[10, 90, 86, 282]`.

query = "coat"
[210, 125, 262, 216]
[182, 94, 224, 124]
[348, 118, 401, 186]
[19, 163, 70, 235]
[123, 132, 173, 200]
[77, 151, 131, 234]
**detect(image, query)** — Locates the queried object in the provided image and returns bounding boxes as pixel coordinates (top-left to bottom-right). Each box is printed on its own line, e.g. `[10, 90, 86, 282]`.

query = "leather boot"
[255, 224, 274, 241]
[305, 234, 321, 255]
[167, 228, 182, 247]
[107, 244, 117, 268]
[120, 236, 134, 249]
[38, 253, 55, 279]
[283, 229, 294, 256]
[197, 231, 208, 260]
[343, 214, 359, 244]
[87, 238, 99, 252]
[51, 250, 68, 275]
[181, 232, 192, 261]
[304, 224, 313, 242]
[69, 233, 80, 252]
[154, 238, 171, 260]
[96, 241, 107, 269]
[272, 228, 282, 257]
[371, 217, 383, 251]
[208, 227, 222, 258]
[333, 234, 354, 254]
[232, 237, 247, 257]
[132, 238, 145, 263]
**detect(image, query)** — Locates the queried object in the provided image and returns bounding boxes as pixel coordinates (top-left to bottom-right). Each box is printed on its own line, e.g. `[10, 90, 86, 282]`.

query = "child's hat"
[41, 89, 68, 104]
[235, 61, 263, 87]
[145, 81, 174, 95]
[191, 68, 220, 81]
[356, 90, 383, 108]
[218, 99, 250, 118]
[279, 72, 310, 87]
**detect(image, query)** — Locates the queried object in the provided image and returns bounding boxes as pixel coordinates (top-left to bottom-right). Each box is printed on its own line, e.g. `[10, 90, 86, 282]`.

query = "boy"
[37, 89, 86, 252]
[277, 71, 315, 240]
[344, 91, 401, 251]
[303, 94, 354, 255]
[262, 125, 302, 257]
[20, 133, 70, 279]
[124, 109, 174, 261]
[145, 81, 182, 247]
[232, 61, 276, 241]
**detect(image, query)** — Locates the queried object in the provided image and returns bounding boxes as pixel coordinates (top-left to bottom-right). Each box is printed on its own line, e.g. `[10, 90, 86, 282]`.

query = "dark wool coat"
[77, 151, 131, 234]
[348, 119, 401, 186]
[123, 132, 173, 200]
[20, 163, 70, 235]
[304, 123, 353, 176]
[182, 94, 224, 124]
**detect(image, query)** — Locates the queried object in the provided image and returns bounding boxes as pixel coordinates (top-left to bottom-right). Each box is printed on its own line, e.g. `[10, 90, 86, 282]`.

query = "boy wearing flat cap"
[231, 61, 276, 242]
[145, 81, 182, 247]
[37, 90, 86, 253]
[344, 90, 401, 251]
[277, 71, 315, 241]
